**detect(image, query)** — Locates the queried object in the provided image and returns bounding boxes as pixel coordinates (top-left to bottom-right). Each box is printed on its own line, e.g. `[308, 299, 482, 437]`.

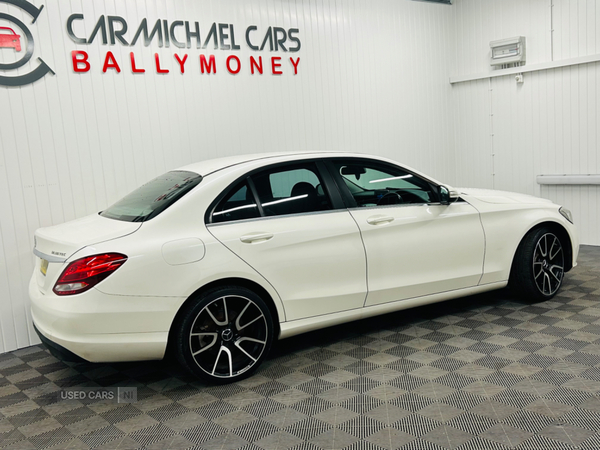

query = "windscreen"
[100, 171, 202, 222]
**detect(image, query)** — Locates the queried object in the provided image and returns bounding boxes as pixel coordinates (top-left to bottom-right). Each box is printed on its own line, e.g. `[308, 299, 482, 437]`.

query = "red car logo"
[0, 27, 21, 52]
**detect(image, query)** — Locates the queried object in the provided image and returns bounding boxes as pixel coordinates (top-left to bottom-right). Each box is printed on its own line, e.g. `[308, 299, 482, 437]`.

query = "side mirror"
[439, 185, 459, 205]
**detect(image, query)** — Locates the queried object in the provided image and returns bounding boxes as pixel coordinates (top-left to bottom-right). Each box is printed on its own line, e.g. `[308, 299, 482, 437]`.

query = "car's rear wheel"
[174, 286, 273, 383]
[510, 227, 565, 302]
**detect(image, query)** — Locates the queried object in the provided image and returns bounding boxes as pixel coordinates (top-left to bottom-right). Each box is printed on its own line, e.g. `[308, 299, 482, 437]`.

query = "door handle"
[367, 215, 394, 225]
[240, 232, 274, 244]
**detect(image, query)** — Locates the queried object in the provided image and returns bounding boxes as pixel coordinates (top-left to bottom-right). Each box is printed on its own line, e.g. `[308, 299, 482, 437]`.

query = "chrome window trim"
[206, 208, 348, 227]
[347, 202, 433, 212]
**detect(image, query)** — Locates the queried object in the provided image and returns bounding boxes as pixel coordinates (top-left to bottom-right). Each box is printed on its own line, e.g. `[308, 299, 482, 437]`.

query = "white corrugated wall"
[0, 0, 456, 353]
[451, 0, 600, 245]
[1, 0, 598, 355]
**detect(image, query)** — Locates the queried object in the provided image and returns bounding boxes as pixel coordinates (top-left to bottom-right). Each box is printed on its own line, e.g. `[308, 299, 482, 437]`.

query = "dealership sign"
[67, 15, 301, 76]
[0, 1, 301, 87]
[0, 0, 54, 87]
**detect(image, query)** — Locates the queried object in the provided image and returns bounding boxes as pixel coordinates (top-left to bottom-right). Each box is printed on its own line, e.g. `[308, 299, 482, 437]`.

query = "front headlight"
[559, 207, 573, 224]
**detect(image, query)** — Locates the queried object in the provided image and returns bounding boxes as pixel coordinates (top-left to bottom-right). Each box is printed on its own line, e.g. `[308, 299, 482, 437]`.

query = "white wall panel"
[452, 0, 600, 246]
[0, 0, 455, 353]
[553, 0, 600, 59]
[452, 78, 493, 188]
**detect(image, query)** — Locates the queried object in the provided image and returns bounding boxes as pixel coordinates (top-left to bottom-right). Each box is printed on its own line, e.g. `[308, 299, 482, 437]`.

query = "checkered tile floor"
[1, 246, 600, 450]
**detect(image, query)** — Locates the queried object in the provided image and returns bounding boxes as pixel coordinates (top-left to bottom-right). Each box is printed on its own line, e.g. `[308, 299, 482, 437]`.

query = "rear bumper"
[33, 323, 85, 363]
[29, 275, 184, 363]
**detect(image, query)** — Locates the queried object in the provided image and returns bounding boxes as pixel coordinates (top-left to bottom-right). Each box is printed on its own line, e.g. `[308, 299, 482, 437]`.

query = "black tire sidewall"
[511, 227, 564, 302]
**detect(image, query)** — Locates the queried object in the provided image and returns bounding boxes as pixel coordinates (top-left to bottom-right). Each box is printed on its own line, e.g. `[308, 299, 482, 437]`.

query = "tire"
[509, 227, 565, 302]
[174, 286, 274, 383]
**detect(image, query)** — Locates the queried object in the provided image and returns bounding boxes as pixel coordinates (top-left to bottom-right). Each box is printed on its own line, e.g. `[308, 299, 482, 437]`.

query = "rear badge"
[40, 258, 49, 276]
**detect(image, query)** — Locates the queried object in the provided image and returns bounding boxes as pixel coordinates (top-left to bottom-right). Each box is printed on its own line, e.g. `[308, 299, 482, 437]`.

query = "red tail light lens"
[53, 253, 127, 296]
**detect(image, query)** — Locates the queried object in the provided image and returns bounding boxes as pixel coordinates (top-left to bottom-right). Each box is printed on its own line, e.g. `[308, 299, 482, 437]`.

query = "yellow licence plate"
[40, 258, 49, 276]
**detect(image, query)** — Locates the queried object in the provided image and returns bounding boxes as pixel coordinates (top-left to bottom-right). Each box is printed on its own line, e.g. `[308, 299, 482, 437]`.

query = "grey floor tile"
[511, 378, 557, 396]
[365, 427, 415, 449]
[201, 433, 249, 450]
[313, 406, 358, 426]
[93, 436, 143, 449]
[213, 410, 256, 429]
[0, 246, 599, 449]
[525, 398, 574, 418]
[454, 364, 495, 379]
[469, 401, 518, 421]
[411, 382, 456, 400]
[254, 430, 303, 450]
[65, 415, 111, 436]
[309, 428, 359, 449]
[561, 377, 600, 393]
[162, 411, 206, 432]
[363, 384, 406, 401]
[422, 425, 473, 449]
[578, 395, 600, 412]
[539, 422, 595, 447]
[480, 424, 532, 447]
[462, 381, 506, 398]
[114, 414, 160, 433]
[417, 402, 464, 423]
[365, 404, 411, 425]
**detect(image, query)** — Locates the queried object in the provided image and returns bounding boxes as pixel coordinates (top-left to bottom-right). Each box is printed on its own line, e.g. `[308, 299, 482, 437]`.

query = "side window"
[333, 161, 436, 207]
[269, 169, 321, 198]
[212, 181, 260, 223]
[251, 164, 332, 216]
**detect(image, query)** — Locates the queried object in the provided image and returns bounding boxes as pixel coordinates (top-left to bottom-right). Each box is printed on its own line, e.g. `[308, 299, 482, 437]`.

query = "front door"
[329, 158, 485, 307]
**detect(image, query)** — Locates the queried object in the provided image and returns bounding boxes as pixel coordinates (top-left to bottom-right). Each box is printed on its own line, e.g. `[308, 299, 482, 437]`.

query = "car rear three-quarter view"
[30, 170, 203, 363]
[30, 157, 287, 383]
[30, 152, 579, 383]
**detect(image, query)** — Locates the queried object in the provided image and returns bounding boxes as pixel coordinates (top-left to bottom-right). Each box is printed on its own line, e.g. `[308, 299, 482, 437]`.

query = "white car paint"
[458, 189, 579, 285]
[348, 201, 485, 306]
[29, 152, 579, 364]
[207, 209, 367, 320]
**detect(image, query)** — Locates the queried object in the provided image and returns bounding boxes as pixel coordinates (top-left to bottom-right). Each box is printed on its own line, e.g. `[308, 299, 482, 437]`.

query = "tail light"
[53, 253, 127, 296]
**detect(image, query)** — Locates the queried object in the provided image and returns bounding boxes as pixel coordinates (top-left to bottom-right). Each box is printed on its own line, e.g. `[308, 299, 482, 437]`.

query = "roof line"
[202, 152, 347, 177]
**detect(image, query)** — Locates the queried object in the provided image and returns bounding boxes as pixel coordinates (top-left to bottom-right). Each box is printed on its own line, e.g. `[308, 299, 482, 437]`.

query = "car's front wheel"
[510, 227, 565, 302]
[174, 286, 274, 383]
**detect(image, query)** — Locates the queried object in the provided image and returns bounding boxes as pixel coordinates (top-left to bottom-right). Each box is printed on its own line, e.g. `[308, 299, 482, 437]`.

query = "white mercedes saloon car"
[30, 152, 579, 382]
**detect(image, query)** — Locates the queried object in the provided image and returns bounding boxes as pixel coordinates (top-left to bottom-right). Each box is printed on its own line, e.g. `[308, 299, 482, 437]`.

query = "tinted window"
[333, 161, 436, 207]
[212, 181, 260, 223]
[251, 164, 332, 217]
[100, 171, 201, 222]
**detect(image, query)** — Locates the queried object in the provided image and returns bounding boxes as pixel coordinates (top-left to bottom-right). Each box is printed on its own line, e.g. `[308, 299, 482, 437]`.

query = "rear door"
[206, 161, 367, 321]
[328, 158, 485, 307]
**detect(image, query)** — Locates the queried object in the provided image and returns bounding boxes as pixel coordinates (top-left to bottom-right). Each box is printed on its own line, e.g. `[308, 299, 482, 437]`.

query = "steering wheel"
[377, 192, 403, 206]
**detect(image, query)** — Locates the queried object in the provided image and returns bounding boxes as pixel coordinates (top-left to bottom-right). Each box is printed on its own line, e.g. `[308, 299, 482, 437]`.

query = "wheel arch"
[510, 220, 574, 276]
[166, 277, 282, 357]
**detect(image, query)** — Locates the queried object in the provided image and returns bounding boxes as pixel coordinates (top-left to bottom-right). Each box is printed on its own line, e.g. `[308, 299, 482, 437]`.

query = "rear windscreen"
[100, 171, 202, 222]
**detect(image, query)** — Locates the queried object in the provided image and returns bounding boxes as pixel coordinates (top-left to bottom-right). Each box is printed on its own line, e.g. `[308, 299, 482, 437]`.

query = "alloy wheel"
[532, 232, 564, 296]
[188, 295, 268, 379]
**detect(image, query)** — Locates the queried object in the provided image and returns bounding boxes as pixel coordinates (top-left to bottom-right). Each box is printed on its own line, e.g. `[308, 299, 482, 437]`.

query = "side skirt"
[279, 282, 507, 339]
